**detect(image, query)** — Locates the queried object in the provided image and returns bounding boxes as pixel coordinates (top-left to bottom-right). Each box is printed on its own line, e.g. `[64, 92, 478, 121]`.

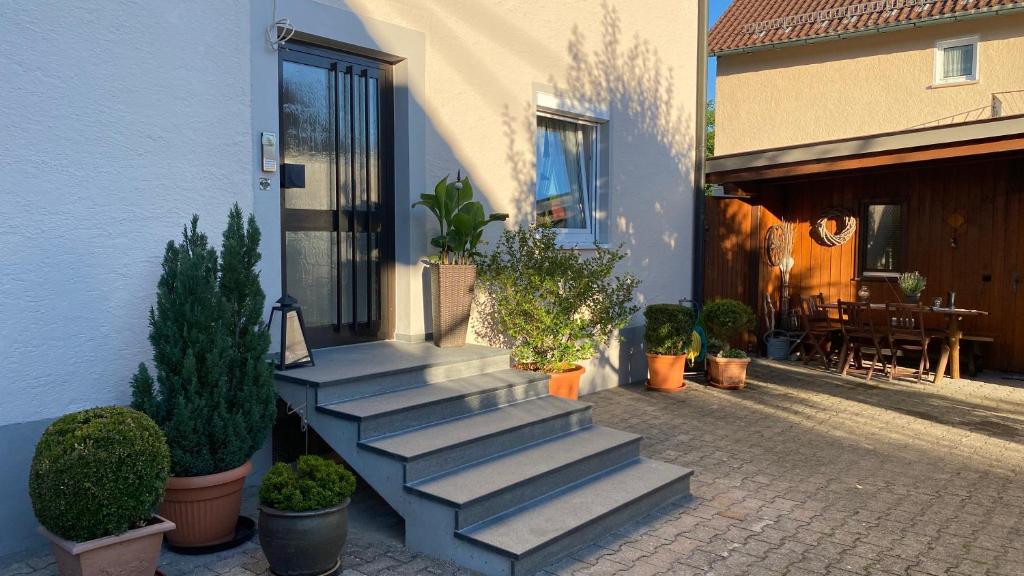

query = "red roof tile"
[709, 0, 1024, 55]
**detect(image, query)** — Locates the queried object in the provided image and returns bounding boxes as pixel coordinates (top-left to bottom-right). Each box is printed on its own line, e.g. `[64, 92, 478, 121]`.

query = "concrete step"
[408, 425, 642, 529]
[456, 458, 693, 576]
[319, 369, 550, 440]
[360, 396, 592, 483]
[275, 341, 511, 404]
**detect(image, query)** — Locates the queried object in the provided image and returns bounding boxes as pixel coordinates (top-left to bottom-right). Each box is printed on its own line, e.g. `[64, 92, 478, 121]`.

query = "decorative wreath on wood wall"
[812, 210, 856, 247]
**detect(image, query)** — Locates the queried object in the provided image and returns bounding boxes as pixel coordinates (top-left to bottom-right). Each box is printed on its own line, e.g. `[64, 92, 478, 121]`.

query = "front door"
[279, 43, 394, 347]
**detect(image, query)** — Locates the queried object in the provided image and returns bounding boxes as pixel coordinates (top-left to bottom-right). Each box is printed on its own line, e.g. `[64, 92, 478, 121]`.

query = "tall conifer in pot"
[131, 204, 276, 548]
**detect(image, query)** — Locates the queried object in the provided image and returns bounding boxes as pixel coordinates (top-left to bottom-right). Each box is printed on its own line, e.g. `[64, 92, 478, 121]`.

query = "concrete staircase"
[275, 341, 692, 576]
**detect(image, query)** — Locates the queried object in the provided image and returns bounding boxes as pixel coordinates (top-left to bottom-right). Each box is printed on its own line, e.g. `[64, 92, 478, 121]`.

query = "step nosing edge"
[414, 436, 644, 508]
[327, 376, 549, 419]
[279, 352, 511, 387]
[359, 403, 592, 461]
[456, 462, 692, 560]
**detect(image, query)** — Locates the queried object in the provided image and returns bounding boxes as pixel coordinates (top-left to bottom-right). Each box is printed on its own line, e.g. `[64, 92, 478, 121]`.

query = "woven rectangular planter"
[430, 263, 476, 348]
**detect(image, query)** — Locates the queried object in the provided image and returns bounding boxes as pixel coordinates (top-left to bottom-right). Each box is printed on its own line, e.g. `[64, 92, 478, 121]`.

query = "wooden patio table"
[821, 303, 988, 381]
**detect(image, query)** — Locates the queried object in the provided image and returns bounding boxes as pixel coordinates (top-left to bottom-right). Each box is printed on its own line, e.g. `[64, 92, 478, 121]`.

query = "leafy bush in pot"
[131, 205, 277, 477]
[701, 299, 756, 358]
[29, 406, 170, 542]
[413, 175, 508, 264]
[260, 455, 357, 512]
[643, 304, 696, 356]
[475, 226, 640, 372]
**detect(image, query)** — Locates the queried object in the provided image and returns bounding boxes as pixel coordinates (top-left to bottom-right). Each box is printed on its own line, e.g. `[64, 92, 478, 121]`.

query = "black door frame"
[278, 42, 396, 347]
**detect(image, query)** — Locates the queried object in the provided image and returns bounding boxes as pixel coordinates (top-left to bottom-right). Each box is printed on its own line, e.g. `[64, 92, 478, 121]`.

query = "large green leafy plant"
[260, 455, 356, 512]
[643, 304, 696, 356]
[701, 299, 756, 358]
[413, 174, 508, 264]
[476, 226, 639, 372]
[29, 407, 170, 542]
[131, 205, 277, 477]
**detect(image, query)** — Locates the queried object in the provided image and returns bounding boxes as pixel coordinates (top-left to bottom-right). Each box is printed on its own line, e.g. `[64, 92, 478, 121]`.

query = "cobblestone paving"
[5, 361, 1022, 576]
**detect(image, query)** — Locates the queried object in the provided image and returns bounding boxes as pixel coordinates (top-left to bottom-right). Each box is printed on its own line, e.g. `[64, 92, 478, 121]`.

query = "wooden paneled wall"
[704, 153, 1024, 372]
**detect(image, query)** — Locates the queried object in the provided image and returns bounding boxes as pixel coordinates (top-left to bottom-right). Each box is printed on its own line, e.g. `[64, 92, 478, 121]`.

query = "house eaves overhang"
[709, 3, 1024, 57]
[706, 114, 1024, 184]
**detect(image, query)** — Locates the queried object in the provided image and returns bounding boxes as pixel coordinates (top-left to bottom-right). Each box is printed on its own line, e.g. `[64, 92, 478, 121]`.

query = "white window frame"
[535, 91, 609, 248]
[933, 36, 979, 86]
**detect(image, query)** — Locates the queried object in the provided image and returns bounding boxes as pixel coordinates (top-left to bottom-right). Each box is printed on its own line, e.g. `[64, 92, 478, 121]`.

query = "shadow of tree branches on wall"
[483, 2, 697, 390]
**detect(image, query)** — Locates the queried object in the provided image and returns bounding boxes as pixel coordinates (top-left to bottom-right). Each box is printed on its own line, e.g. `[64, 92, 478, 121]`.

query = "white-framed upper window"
[535, 92, 608, 247]
[934, 36, 979, 85]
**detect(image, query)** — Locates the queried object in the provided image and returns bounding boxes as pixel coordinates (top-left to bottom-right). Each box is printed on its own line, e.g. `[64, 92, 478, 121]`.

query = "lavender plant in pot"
[898, 271, 927, 304]
[413, 174, 508, 347]
[701, 299, 757, 389]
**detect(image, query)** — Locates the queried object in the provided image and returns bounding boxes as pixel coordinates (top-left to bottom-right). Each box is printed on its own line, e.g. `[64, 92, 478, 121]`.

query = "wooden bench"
[960, 334, 995, 377]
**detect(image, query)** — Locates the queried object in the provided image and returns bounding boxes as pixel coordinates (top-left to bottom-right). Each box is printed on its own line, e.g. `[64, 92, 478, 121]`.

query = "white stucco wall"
[0, 0, 254, 427]
[0, 0, 698, 424]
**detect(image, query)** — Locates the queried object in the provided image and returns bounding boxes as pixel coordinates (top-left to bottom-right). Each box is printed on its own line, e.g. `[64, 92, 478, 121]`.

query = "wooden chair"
[837, 300, 886, 381]
[798, 295, 838, 369]
[884, 303, 942, 383]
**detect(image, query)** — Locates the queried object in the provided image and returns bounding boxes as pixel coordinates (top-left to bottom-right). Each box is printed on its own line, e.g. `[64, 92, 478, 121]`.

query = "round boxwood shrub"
[701, 299, 756, 356]
[260, 455, 356, 512]
[29, 406, 170, 542]
[643, 304, 696, 356]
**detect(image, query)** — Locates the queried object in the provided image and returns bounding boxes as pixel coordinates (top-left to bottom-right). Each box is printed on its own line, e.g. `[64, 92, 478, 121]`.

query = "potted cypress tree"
[476, 226, 639, 399]
[131, 205, 277, 548]
[413, 174, 508, 347]
[258, 455, 357, 576]
[643, 304, 697, 393]
[702, 299, 757, 389]
[30, 407, 173, 576]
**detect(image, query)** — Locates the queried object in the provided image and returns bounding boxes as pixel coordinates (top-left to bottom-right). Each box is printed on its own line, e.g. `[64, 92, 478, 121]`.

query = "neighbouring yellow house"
[711, 0, 1024, 154]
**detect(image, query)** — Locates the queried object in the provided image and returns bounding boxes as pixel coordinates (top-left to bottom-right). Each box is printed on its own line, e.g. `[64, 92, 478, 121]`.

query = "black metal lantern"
[267, 294, 314, 370]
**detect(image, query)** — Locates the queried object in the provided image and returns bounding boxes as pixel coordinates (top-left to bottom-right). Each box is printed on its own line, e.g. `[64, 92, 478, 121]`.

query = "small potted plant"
[476, 226, 640, 399]
[701, 299, 757, 389]
[413, 173, 509, 347]
[30, 406, 173, 576]
[259, 455, 357, 576]
[131, 205, 278, 548]
[898, 271, 927, 304]
[643, 304, 697, 393]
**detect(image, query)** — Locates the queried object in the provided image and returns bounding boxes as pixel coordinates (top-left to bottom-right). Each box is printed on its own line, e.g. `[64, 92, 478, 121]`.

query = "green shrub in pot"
[700, 299, 756, 389]
[643, 304, 696, 356]
[701, 299, 756, 358]
[29, 406, 174, 576]
[130, 204, 277, 547]
[475, 226, 639, 398]
[643, 304, 697, 392]
[259, 456, 357, 576]
[30, 406, 170, 542]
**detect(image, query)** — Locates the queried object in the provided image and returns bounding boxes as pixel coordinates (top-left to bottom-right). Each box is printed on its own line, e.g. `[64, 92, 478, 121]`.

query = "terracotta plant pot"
[646, 353, 687, 393]
[39, 516, 175, 576]
[707, 356, 751, 390]
[160, 460, 252, 548]
[259, 498, 350, 576]
[547, 364, 585, 400]
[430, 263, 476, 348]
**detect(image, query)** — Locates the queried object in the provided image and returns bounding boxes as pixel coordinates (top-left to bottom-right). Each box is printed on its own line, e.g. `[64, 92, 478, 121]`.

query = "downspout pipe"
[693, 0, 708, 305]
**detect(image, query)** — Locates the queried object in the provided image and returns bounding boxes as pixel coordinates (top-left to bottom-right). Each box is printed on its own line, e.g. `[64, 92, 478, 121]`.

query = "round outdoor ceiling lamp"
[813, 210, 856, 247]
